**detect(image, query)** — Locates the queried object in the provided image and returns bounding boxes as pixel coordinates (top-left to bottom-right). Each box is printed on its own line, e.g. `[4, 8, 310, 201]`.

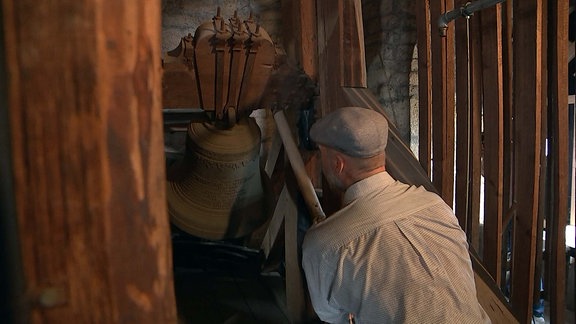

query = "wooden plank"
[314, 0, 368, 214]
[468, 18, 483, 254]
[501, 0, 515, 229]
[416, 0, 433, 177]
[454, 0, 471, 233]
[2, 1, 177, 322]
[451, 12, 482, 253]
[500, 3, 514, 297]
[264, 128, 283, 179]
[316, 0, 367, 116]
[261, 185, 289, 259]
[510, 1, 544, 322]
[430, 0, 456, 205]
[274, 110, 325, 223]
[280, 0, 322, 191]
[471, 251, 519, 324]
[340, 0, 366, 87]
[480, 4, 504, 285]
[535, 0, 548, 314]
[0, 24, 25, 322]
[547, 0, 569, 322]
[316, 0, 345, 115]
[162, 35, 201, 109]
[280, 0, 318, 81]
[284, 184, 306, 323]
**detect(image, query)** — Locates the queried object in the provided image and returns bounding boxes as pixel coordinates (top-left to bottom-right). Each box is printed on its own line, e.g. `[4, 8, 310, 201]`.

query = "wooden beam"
[454, 0, 472, 233]
[430, 0, 456, 205]
[451, 1, 482, 247]
[317, 0, 344, 115]
[500, 2, 514, 297]
[340, 0, 366, 87]
[534, 0, 548, 315]
[547, 0, 569, 322]
[2, 0, 177, 322]
[468, 19, 483, 251]
[281, 0, 318, 81]
[480, 4, 504, 285]
[314, 0, 368, 215]
[316, 0, 366, 116]
[510, 1, 544, 321]
[416, 0, 433, 176]
[0, 8, 25, 319]
[471, 251, 519, 324]
[501, 0, 515, 230]
[284, 184, 307, 323]
[261, 185, 289, 259]
[468, 17, 483, 255]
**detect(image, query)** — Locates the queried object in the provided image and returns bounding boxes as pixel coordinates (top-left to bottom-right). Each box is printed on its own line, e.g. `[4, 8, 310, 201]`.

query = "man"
[302, 107, 490, 323]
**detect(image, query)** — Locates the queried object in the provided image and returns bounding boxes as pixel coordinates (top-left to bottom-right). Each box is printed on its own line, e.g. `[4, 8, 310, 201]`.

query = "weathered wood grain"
[2, 0, 177, 322]
[430, 0, 456, 206]
[510, 1, 544, 321]
[546, 0, 569, 322]
[479, 4, 505, 286]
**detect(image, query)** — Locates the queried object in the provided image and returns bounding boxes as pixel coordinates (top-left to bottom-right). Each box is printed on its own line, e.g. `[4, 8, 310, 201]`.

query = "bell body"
[167, 117, 269, 240]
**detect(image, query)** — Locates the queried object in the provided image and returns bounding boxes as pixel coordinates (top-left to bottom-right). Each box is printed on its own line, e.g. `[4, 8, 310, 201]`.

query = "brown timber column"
[281, 0, 318, 81]
[547, 0, 569, 322]
[316, 0, 367, 116]
[511, 1, 544, 322]
[480, 4, 505, 286]
[430, 0, 456, 206]
[1, 0, 177, 323]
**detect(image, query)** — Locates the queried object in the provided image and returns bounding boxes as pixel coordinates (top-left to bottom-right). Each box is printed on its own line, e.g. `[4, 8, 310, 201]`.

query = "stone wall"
[362, 0, 417, 144]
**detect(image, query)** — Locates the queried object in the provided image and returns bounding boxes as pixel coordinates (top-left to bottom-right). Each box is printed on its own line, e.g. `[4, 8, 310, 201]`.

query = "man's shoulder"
[302, 208, 349, 255]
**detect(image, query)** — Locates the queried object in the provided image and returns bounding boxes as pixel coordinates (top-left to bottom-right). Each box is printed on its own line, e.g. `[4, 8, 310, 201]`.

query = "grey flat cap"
[310, 106, 389, 158]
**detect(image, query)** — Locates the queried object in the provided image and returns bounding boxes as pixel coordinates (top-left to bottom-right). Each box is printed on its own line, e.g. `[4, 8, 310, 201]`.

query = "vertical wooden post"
[510, 1, 544, 322]
[480, 4, 504, 285]
[1, 0, 177, 323]
[340, 0, 366, 88]
[316, 0, 366, 116]
[452, 0, 482, 248]
[501, 0, 515, 225]
[468, 15, 483, 255]
[281, 0, 318, 81]
[547, 0, 569, 322]
[454, 0, 472, 233]
[430, 0, 456, 205]
[0, 7, 25, 317]
[500, 1, 515, 296]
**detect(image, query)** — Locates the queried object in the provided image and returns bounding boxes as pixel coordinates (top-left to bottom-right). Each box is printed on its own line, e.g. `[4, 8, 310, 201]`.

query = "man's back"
[302, 172, 490, 323]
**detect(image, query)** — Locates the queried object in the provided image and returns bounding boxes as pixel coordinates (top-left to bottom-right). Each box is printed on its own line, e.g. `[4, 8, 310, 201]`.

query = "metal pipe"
[438, 0, 505, 36]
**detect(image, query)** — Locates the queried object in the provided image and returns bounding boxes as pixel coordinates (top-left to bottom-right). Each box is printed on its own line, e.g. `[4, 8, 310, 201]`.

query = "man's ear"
[334, 152, 345, 175]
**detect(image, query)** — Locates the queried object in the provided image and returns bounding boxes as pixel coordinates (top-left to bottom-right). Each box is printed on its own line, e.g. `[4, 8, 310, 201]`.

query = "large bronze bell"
[166, 117, 270, 240]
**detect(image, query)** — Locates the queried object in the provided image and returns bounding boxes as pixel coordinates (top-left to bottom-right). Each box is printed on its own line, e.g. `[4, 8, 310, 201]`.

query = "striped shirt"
[302, 172, 490, 324]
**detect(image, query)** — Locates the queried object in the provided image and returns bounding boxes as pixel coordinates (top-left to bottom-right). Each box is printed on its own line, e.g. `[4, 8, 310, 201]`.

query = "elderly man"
[302, 107, 490, 323]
